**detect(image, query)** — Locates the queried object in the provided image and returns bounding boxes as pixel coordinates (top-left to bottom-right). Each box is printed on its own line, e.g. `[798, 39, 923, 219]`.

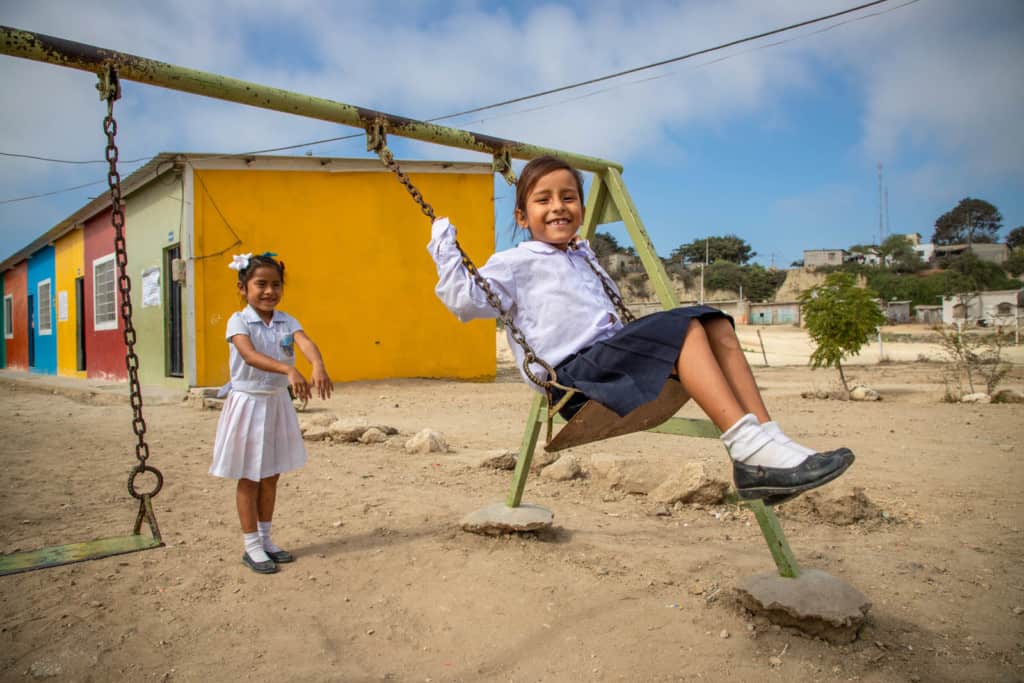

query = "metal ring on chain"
[127, 464, 164, 499]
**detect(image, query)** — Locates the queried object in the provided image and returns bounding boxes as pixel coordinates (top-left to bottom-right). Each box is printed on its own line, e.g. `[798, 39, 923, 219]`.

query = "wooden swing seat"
[545, 377, 691, 452]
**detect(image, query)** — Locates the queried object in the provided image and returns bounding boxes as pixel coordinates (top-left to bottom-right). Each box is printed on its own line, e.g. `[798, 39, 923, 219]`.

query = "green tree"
[944, 251, 1018, 291]
[799, 272, 886, 393]
[590, 231, 622, 259]
[1006, 226, 1024, 250]
[878, 234, 924, 273]
[668, 235, 755, 265]
[1005, 250, 1024, 277]
[932, 198, 1002, 246]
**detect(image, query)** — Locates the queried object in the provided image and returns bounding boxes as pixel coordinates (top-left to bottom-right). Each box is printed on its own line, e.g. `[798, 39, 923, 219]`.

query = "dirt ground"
[1, 325, 1023, 682]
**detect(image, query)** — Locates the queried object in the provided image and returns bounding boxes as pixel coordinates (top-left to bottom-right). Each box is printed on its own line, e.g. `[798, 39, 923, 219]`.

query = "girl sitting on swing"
[427, 155, 853, 502]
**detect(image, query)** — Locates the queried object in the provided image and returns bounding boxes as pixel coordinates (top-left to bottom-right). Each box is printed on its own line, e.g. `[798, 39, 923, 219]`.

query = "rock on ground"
[588, 453, 671, 494]
[541, 455, 582, 481]
[358, 427, 388, 444]
[480, 450, 518, 470]
[650, 462, 729, 505]
[849, 385, 880, 401]
[405, 429, 449, 454]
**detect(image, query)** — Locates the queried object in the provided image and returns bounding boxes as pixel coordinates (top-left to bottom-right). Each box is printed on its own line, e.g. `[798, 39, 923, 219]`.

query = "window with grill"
[93, 254, 118, 331]
[3, 295, 12, 339]
[37, 279, 53, 335]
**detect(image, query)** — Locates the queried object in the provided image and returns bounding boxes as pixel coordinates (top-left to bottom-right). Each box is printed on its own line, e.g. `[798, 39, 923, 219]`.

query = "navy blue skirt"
[550, 306, 731, 419]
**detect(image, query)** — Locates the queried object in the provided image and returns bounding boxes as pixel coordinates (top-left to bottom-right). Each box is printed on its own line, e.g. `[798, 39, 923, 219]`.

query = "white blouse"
[225, 305, 303, 392]
[428, 217, 625, 389]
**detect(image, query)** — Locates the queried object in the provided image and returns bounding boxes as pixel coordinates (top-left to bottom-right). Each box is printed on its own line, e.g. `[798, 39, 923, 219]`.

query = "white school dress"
[209, 305, 307, 481]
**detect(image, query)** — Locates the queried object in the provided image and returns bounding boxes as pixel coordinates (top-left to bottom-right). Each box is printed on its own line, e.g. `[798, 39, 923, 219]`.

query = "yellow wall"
[54, 228, 85, 378]
[193, 168, 495, 387]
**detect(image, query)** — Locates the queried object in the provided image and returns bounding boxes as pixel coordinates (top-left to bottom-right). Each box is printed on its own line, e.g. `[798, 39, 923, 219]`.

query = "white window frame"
[37, 278, 53, 336]
[3, 294, 12, 339]
[93, 253, 118, 331]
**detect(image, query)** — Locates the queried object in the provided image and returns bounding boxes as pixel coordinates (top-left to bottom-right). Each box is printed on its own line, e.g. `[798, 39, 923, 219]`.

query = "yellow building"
[188, 156, 496, 388]
[53, 226, 86, 378]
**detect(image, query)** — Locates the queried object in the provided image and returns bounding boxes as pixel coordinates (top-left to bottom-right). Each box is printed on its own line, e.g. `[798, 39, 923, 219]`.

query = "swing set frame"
[0, 25, 799, 580]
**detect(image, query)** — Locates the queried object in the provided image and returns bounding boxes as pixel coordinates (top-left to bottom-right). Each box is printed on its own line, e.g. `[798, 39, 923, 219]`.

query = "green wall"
[125, 173, 190, 389]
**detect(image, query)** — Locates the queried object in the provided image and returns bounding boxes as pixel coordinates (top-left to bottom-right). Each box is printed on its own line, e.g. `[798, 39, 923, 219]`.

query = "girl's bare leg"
[236, 479, 259, 533]
[702, 317, 770, 423]
[257, 474, 280, 522]
[675, 320, 746, 431]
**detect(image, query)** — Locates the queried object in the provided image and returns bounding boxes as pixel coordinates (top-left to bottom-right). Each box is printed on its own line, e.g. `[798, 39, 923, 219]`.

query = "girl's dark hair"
[237, 253, 285, 285]
[514, 155, 585, 219]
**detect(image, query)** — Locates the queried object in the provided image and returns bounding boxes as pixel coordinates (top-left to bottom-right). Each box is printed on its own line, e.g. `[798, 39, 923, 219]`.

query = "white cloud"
[2, 0, 1022, 262]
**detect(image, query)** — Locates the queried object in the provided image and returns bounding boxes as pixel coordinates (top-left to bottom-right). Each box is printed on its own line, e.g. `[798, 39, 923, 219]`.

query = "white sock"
[720, 413, 807, 468]
[244, 531, 271, 563]
[257, 521, 283, 554]
[761, 421, 817, 457]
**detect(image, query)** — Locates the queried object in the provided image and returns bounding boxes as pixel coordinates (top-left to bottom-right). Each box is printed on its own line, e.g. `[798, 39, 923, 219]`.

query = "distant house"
[915, 305, 942, 325]
[941, 289, 1023, 326]
[881, 299, 912, 324]
[931, 242, 1009, 265]
[749, 301, 801, 326]
[848, 248, 881, 266]
[602, 252, 641, 275]
[803, 249, 849, 268]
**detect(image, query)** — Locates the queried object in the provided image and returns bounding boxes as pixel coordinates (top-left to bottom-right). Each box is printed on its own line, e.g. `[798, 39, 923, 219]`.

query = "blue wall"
[27, 246, 56, 374]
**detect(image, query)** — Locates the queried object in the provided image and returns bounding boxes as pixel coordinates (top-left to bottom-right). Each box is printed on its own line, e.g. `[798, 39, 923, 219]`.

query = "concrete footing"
[735, 568, 871, 644]
[460, 503, 554, 535]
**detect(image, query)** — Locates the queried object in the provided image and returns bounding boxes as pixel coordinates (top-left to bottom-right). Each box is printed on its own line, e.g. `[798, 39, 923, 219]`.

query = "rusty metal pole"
[0, 25, 622, 174]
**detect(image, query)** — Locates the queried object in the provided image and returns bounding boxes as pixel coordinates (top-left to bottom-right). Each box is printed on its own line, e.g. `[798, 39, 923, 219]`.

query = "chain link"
[368, 129, 635, 393]
[574, 245, 636, 324]
[369, 131, 568, 390]
[102, 68, 162, 500]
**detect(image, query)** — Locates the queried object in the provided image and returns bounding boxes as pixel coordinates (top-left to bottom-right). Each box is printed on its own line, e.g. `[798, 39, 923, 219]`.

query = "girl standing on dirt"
[210, 252, 332, 574]
[428, 156, 852, 503]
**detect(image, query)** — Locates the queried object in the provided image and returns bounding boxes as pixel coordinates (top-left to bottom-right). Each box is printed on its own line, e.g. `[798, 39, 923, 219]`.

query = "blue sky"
[1, 0, 1022, 268]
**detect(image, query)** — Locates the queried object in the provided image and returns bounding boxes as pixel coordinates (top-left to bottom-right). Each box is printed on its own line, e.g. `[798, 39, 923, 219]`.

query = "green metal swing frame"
[0, 25, 798, 579]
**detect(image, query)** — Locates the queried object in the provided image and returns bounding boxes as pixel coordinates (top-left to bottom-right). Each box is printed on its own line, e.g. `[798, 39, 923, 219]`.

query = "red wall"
[83, 209, 127, 380]
[3, 263, 28, 369]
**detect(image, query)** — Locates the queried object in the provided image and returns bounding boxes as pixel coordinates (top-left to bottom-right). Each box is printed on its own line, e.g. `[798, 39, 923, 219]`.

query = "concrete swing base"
[735, 568, 872, 644]
[460, 503, 554, 536]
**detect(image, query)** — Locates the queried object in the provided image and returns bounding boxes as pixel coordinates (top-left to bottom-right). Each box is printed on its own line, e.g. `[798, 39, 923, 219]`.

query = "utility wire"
[0, 0, 912, 204]
[426, 0, 894, 122]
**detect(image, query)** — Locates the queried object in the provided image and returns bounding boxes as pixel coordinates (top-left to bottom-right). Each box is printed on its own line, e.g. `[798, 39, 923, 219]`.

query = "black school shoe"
[242, 552, 279, 574]
[734, 448, 855, 502]
[265, 549, 294, 563]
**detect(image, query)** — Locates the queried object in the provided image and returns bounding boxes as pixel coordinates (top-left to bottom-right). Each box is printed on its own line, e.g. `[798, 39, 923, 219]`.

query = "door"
[164, 245, 183, 377]
[27, 293, 35, 367]
[75, 277, 86, 371]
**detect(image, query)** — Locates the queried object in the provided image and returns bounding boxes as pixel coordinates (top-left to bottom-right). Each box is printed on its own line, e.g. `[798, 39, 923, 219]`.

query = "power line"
[0, 178, 107, 205]
[0, 0, 915, 204]
[427, 0, 897, 123]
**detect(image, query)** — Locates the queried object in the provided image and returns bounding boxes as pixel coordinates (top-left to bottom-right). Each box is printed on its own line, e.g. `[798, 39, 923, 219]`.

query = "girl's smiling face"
[239, 265, 283, 321]
[515, 169, 584, 250]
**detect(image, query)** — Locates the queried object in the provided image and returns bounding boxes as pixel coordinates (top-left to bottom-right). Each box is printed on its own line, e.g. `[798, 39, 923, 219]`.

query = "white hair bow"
[228, 253, 253, 271]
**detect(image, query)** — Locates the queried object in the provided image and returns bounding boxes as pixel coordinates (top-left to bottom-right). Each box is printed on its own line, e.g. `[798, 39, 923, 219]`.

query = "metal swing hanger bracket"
[96, 65, 120, 102]
[0, 25, 622, 175]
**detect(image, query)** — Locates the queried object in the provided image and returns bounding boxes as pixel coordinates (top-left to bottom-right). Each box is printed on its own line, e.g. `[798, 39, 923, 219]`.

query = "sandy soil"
[1, 325, 1023, 682]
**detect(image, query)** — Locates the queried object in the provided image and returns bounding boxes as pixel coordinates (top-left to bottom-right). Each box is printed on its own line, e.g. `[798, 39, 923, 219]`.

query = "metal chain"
[101, 68, 163, 500]
[368, 129, 565, 391]
[574, 246, 636, 324]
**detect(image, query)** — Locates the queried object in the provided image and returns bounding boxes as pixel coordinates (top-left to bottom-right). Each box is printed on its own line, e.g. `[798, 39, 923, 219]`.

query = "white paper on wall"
[58, 291, 69, 321]
[142, 267, 161, 307]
